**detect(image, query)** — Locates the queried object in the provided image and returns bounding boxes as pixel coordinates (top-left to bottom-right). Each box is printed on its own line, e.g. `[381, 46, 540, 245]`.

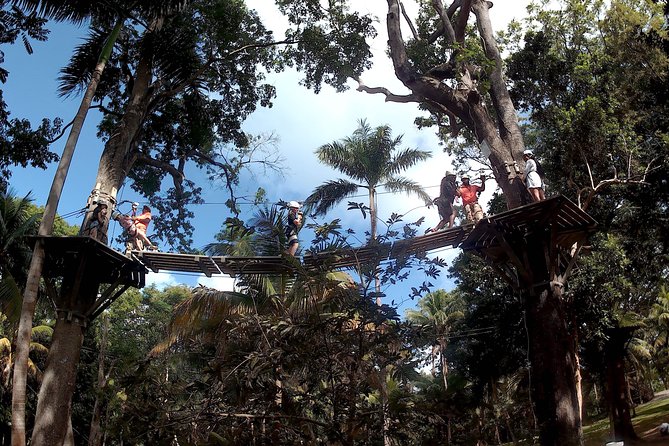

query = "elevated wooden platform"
[31, 236, 145, 288]
[460, 195, 598, 290]
[29, 236, 146, 321]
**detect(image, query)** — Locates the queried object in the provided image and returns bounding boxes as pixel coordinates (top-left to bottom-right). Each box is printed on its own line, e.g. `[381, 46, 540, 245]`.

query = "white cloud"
[197, 275, 237, 292]
[145, 271, 179, 289]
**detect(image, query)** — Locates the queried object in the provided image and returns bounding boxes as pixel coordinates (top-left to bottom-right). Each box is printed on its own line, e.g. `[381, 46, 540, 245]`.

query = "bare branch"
[46, 119, 73, 144]
[432, 0, 457, 44]
[399, 0, 420, 40]
[355, 78, 423, 103]
[455, 0, 473, 42]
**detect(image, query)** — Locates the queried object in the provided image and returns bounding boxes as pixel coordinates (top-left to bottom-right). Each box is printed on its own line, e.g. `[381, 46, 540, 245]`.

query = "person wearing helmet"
[457, 171, 486, 223]
[427, 170, 460, 233]
[522, 149, 545, 202]
[284, 201, 303, 256]
[130, 205, 157, 250]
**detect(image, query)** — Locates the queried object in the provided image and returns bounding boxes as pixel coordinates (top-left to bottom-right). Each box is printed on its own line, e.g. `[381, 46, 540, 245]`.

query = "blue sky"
[5, 2, 532, 315]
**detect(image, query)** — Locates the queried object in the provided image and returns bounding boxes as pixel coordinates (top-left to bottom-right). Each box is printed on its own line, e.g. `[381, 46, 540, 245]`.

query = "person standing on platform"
[131, 205, 156, 250]
[284, 201, 303, 256]
[428, 170, 460, 233]
[522, 149, 546, 202]
[458, 172, 486, 224]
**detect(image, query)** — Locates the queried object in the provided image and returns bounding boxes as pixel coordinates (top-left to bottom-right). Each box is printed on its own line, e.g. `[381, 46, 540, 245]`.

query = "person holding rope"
[522, 149, 545, 201]
[111, 202, 156, 253]
[284, 201, 303, 257]
[458, 172, 486, 224]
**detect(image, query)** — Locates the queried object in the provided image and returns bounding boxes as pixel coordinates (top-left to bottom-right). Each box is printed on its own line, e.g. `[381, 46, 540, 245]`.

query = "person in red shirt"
[458, 173, 486, 223]
[130, 205, 156, 250]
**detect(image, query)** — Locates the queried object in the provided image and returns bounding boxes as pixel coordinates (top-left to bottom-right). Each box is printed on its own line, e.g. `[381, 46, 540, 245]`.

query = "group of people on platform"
[427, 149, 546, 233]
[283, 149, 546, 255]
[83, 200, 156, 254]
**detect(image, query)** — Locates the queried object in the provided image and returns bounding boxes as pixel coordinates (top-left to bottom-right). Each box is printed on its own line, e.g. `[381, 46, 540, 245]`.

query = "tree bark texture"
[604, 327, 638, 442]
[525, 287, 582, 446]
[384, 0, 529, 209]
[523, 232, 582, 446]
[30, 316, 85, 446]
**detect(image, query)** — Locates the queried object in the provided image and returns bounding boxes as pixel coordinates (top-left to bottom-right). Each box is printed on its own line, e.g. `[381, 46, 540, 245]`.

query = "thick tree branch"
[427, 0, 462, 44]
[135, 152, 185, 197]
[455, 0, 473, 43]
[432, 0, 457, 44]
[471, 0, 524, 150]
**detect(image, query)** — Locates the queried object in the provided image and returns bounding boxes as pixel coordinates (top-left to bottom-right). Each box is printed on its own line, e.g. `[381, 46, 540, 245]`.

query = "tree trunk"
[604, 327, 638, 442]
[440, 337, 448, 391]
[383, 0, 529, 210]
[88, 315, 110, 446]
[525, 285, 582, 446]
[521, 229, 582, 446]
[30, 315, 85, 445]
[11, 21, 123, 446]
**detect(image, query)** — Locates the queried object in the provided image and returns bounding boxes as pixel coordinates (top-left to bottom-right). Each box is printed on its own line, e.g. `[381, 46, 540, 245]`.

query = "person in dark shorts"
[428, 171, 460, 233]
[284, 201, 303, 256]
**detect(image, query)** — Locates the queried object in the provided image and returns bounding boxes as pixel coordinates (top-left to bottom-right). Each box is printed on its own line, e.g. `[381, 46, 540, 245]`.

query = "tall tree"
[305, 119, 431, 304]
[506, 0, 669, 441]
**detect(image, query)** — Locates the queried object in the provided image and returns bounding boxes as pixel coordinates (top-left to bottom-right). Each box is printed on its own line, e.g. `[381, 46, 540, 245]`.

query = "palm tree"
[306, 119, 432, 242]
[406, 289, 464, 391]
[305, 119, 431, 305]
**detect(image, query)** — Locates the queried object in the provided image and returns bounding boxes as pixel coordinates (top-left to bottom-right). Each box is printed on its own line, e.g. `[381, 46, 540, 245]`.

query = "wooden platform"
[460, 195, 598, 259]
[459, 195, 598, 290]
[31, 236, 145, 288]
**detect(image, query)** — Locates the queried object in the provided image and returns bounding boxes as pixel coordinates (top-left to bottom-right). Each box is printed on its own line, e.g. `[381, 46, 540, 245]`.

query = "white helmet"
[523, 149, 534, 156]
[288, 200, 300, 209]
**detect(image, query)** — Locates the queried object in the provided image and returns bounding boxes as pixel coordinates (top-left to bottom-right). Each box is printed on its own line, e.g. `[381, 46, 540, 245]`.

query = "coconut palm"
[305, 119, 432, 242]
[406, 289, 464, 391]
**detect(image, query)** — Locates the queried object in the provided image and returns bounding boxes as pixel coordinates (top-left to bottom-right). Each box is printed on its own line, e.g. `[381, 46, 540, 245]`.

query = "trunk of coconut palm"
[368, 187, 383, 305]
[439, 337, 448, 391]
[11, 21, 123, 446]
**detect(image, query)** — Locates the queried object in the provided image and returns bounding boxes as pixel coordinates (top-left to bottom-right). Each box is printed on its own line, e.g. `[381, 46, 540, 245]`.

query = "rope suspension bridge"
[33, 195, 597, 314]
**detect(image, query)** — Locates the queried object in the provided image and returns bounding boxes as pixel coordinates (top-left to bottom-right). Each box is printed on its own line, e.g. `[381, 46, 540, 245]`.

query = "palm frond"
[304, 179, 360, 217]
[0, 274, 22, 326]
[57, 27, 111, 97]
[0, 337, 11, 355]
[388, 148, 432, 176]
[382, 177, 432, 205]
